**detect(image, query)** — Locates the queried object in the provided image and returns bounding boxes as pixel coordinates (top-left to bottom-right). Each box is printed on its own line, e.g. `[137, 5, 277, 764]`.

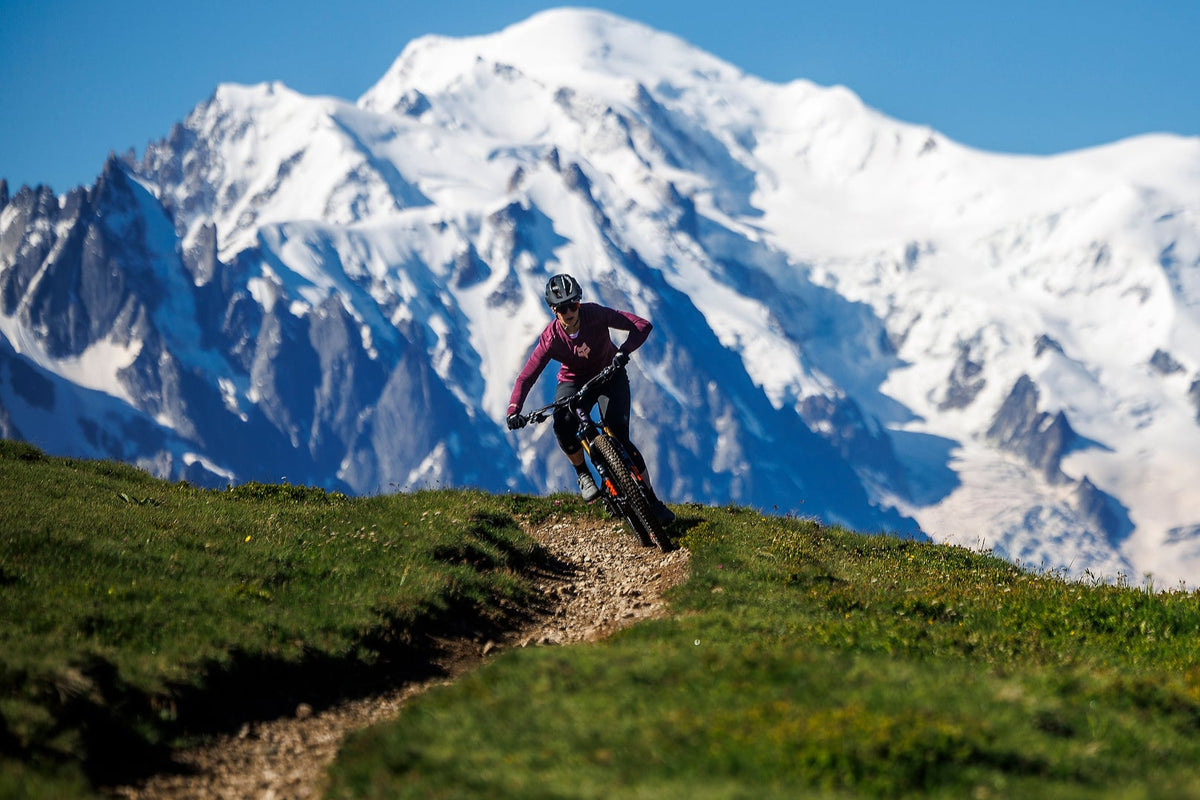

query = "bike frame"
[521, 362, 670, 550]
[520, 362, 622, 442]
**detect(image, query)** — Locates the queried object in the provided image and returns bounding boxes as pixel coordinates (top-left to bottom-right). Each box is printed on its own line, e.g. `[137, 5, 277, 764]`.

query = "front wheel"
[591, 435, 673, 552]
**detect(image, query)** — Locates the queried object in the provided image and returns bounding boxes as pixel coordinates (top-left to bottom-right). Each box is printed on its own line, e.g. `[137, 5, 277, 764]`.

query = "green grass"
[0, 440, 573, 799]
[325, 506, 1200, 800]
[7, 440, 1200, 799]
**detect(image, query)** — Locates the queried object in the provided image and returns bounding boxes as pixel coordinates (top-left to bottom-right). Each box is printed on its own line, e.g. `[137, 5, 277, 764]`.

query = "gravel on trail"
[109, 513, 689, 800]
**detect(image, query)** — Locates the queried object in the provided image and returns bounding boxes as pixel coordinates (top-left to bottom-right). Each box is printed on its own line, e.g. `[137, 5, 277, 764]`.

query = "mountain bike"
[521, 361, 675, 552]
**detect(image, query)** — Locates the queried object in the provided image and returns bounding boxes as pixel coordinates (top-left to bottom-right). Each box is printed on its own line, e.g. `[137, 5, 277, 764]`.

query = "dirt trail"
[110, 514, 689, 800]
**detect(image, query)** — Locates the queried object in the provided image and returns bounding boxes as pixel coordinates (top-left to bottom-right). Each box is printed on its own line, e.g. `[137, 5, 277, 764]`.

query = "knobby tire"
[591, 435, 672, 552]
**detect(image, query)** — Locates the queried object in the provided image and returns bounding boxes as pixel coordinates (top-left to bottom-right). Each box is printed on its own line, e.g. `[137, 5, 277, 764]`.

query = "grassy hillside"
[326, 514, 1200, 798]
[0, 440, 557, 799]
[4, 440, 1200, 799]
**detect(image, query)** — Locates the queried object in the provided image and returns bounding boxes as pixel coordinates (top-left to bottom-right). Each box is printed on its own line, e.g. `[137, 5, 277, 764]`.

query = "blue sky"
[2, 0, 1198, 193]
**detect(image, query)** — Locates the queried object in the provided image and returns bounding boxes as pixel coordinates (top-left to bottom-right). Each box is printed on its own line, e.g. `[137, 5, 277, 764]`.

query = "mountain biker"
[506, 273, 674, 525]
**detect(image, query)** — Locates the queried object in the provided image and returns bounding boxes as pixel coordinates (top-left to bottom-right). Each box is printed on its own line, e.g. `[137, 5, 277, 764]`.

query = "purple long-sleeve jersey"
[507, 303, 652, 414]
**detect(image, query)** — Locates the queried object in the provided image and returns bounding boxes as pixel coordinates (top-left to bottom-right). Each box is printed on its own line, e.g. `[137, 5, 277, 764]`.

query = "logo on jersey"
[575, 342, 591, 359]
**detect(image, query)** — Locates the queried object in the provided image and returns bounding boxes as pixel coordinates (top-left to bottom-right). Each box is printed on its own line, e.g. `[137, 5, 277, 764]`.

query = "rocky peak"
[986, 375, 1076, 484]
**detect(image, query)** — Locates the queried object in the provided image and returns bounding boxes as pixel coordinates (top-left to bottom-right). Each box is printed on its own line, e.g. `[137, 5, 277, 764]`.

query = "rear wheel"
[592, 435, 672, 551]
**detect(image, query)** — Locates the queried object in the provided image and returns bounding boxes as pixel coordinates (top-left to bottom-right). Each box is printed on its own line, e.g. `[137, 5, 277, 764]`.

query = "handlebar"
[522, 360, 626, 426]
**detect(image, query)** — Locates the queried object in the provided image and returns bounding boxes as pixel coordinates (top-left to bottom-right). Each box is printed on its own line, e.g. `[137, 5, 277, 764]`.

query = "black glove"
[612, 351, 630, 369]
[506, 412, 526, 430]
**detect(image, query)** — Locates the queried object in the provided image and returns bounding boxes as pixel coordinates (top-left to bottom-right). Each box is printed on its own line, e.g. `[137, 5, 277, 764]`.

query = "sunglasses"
[553, 301, 580, 314]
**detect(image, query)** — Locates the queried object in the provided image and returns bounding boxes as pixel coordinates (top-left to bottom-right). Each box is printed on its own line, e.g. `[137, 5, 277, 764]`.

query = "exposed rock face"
[1034, 334, 1065, 358]
[939, 342, 986, 411]
[986, 375, 1076, 484]
[1074, 477, 1131, 546]
[0, 160, 171, 359]
[985, 375, 1132, 546]
[1149, 349, 1185, 376]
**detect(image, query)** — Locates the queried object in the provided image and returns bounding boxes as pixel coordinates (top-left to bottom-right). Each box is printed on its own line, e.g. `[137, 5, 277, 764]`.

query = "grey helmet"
[544, 273, 583, 308]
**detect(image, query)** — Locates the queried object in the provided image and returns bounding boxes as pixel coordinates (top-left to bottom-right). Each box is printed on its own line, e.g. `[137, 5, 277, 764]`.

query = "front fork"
[578, 436, 613, 504]
[580, 426, 647, 504]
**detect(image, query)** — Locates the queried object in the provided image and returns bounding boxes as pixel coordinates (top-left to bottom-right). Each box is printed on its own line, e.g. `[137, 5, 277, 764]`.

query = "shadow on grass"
[40, 531, 578, 790]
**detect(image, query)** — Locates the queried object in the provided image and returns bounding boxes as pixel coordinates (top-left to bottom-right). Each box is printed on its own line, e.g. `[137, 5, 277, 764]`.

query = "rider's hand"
[506, 412, 527, 430]
[612, 351, 629, 369]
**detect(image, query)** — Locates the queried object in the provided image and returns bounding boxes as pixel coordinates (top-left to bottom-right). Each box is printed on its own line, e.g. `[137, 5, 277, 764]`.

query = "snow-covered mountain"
[3, 8, 1200, 584]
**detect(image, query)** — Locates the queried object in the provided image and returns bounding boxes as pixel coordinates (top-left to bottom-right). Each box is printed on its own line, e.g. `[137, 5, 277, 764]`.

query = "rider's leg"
[597, 372, 648, 474]
[553, 382, 600, 501]
[598, 374, 673, 523]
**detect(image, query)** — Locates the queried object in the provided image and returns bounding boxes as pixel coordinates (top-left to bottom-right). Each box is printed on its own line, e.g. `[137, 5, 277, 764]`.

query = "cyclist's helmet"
[544, 273, 583, 308]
